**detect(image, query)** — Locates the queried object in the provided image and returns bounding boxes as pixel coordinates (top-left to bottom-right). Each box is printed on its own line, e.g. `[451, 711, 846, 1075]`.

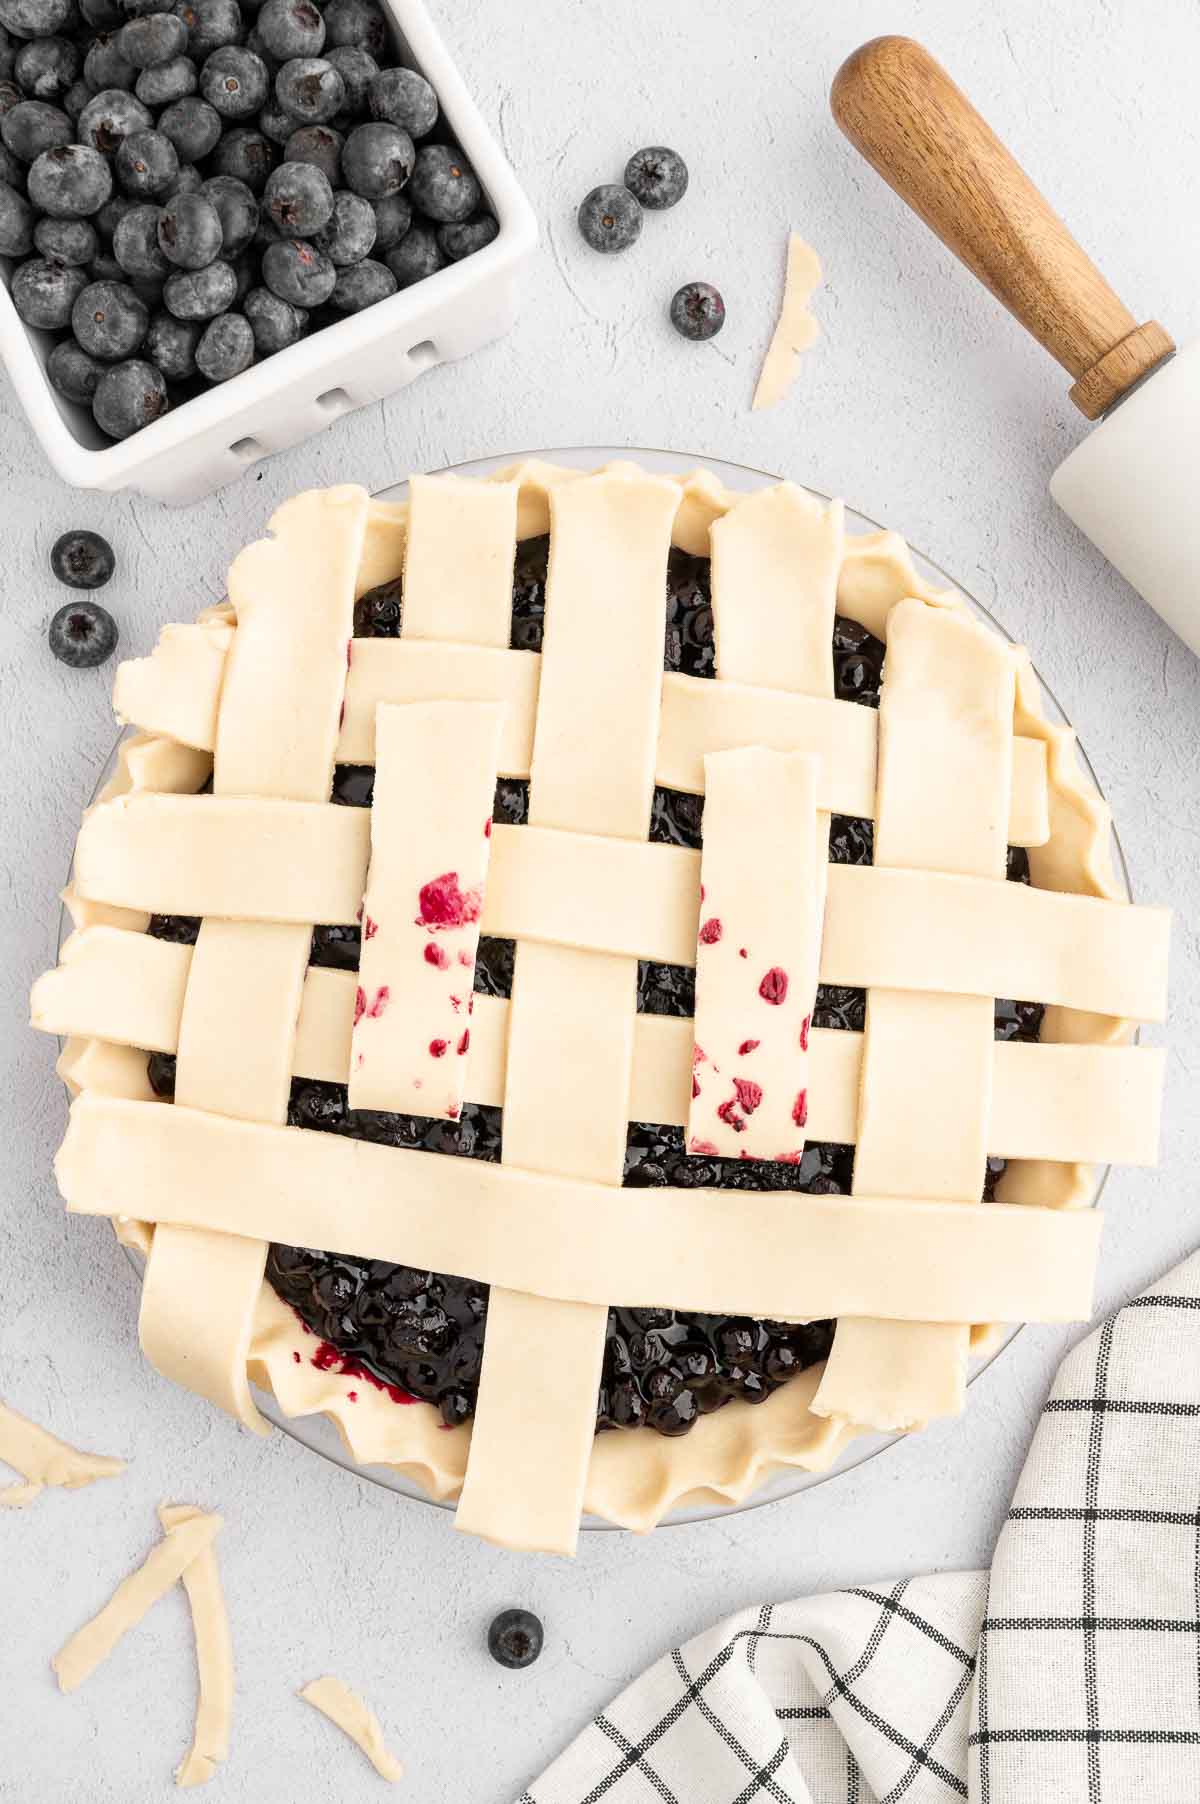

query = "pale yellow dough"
[300, 1676, 404, 1783]
[0, 1400, 124, 1508]
[159, 1503, 233, 1790]
[753, 234, 823, 410]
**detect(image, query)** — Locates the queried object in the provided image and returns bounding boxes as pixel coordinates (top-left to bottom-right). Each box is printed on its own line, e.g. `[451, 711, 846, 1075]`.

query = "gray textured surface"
[1, 1, 1198, 1798]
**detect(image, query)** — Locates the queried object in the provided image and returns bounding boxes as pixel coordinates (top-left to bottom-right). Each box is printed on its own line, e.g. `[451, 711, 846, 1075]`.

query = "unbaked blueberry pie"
[32, 460, 1170, 1554]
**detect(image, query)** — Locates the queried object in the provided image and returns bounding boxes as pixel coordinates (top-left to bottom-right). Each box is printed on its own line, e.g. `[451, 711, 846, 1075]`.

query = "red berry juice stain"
[424, 943, 449, 970]
[693, 1045, 707, 1067]
[717, 1099, 746, 1132]
[776, 1150, 803, 1164]
[429, 1038, 448, 1058]
[457, 949, 474, 968]
[792, 1090, 808, 1128]
[447, 1103, 460, 1120]
[732, 1078, 762, 1114]
[692, 1075, 701, 1098]
[310, 1339, 415, 1405]
[292, 1350, 301, 1364]
[739, 948, 748, 960]
[353, 985, 366, 1025]
[457, 1030, 470, 1055]
[738, 1038, 760, 1056]
[347, 1391, 358, 1403]
[363, 914, 378, 940]
[417, 871, 482, 929]
[698, 917, 723, 945]
[358, 985, 389, 1020]
[689, 1136, 720, 1155]
[759, 967, 788, 1005]
[483, 817, 492, 838]
[799, 1013, 811, 1051]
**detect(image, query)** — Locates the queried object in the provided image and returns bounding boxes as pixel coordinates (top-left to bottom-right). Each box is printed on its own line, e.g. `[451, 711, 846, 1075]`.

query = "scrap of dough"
[159, 1504, 233, 1790]
[0, 1400, 125, 1509]
[753, 233, 822, 410]
[300, 1677, 405, 1783]
[53, 1511, 223, 1694]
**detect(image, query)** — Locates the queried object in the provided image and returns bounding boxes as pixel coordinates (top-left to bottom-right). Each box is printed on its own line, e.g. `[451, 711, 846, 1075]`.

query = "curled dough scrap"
[753, 234, 823, 410]
[159, 1504, 234, 1790]
[0, 1399, 125, 1509]
[301, 1676, 405, 1783]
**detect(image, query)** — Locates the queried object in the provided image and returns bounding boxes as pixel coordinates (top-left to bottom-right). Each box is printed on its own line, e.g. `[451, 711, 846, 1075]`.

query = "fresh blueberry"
[61, 76, 89, 117]
[0, 0, 73, 40]
[321, 0, 385, 58]
[202, 170, 257, 251]
[193, 305, 251, 377]
[383, 218, 440, 288]
[2, 98, 71, 160]
[173, 0, 239, 55]
[27, 142, 113, 215]
[243, 280, 303, 350]
[94, 189, 136, 236]
[201, 45, 269, 118]
[157, 94, 220, 160]
[46, 336, 104, 401]
[341, 118, 410, 198]
[164, 157, 200, 195]
[261, 231, 332, 303]
[77, 88, 152, 155]
[82, 32, 135, 91]
[135, 53, 195, 104]
[369, 186, 409, 249]
[48, 597, 119, 665]
[409, 142, 477, 223]
[209, 123, 275, 190]
[274, 55, 343, 124]
[328, 253, 392, 310]
[112, 199, 167, 274]
[577, 182, 641, 253]
[324, 43, 373, 112]
[144, 303, 197, 374]
[50, 527, 115, 588]
[14, 35, 78, 101]
[34, 212, 97, 260]
[669, 280, 724, 340]
[118, 10, 186, 66]
[256, 95, 292, 144]
[262, 155, 330, 233]
[368, 66, 435, 137]
[437, 211, 497, 261]
[120, 0, 181, 19]
[624, 145, 688, 211]
[162, 253, 234, 315]
[256, 0, 322, 60]
[241, 23, 278, 71]
[115, 126, 178, 196]
[487, 1610, 543, 1671]
[72, 276, 148, 356]
[0, 176, 32, 251]
[156, 187, 221, 264]
[10, 254, 85, 325]
[312, 184, 371, 263]
[282, 120, 339, 183]
[79, 0, 124, 28]
[228, 244, 253, 297]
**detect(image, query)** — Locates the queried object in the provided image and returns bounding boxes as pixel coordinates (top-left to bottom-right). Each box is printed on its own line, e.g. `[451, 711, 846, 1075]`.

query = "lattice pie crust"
[32, 461, 1170, 1555]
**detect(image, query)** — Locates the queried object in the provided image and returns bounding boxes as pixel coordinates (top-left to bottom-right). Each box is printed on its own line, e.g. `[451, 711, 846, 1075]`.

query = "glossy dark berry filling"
[148, 535, 1045, 1436]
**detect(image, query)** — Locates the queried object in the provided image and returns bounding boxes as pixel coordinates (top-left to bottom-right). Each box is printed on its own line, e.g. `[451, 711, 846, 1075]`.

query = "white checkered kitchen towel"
[521, 1251, 1200, 1803]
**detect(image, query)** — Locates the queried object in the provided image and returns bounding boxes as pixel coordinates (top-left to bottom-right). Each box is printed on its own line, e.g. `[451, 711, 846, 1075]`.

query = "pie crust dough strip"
[37, 932, 1163, 1165]
[0, 1400, 124, 1508]
[159, 1503, 233, 1790]
[458, 468, 681, 1555]
[348, 701, 503, 1118]
[815, 601, 1017, 1431]
[59, 1095, 1104, 1323]
[53, 1510, 223, 1693]
[139, 486, 368, 1438]
[300, 1676, 404, 1783]
[753, 232, 822, 410]
[689, 750, 822, 1159]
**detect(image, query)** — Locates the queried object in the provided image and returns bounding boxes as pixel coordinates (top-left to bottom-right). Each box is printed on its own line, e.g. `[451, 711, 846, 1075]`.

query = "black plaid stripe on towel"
[521, 1252, 1200, 1804]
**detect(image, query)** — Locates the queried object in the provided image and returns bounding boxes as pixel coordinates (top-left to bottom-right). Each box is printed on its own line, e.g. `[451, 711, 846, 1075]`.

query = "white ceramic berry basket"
[0, 0, 537, 506]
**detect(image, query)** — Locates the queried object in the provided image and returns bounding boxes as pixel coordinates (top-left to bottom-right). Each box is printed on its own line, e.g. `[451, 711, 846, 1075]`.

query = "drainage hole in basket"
[315, 387, 353, 414]
[408, 340, 439, 370]
[230, 435, 265, 461]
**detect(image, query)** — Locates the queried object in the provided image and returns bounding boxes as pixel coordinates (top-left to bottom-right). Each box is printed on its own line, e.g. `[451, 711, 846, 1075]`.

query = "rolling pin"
[831, 35, 1199, 656]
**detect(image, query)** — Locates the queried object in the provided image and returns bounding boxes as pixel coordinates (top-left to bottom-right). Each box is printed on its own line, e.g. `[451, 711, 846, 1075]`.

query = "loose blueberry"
[256, 95, 292, 144]
[312, 183, 371, 263]
[274, 54, 342, 124]
[50, 527, 115, 588]
[118, 9, 186, 65]
[368, 186, 408, 250]
[82, 31, 134, 90]
[329, 251, 390, 309]
[669, 280, 725, 340]
[48, 597, 118, 666]
[243, 280, 303, 350]
[262, 154, 329, 233]
[321, 0, 384, 56]
[0, 0, 73, 39]
[0, 175, 32, 250]
[77, 88, 151, 155]
[383, 218, 440, 288]
[135, 53, 195, 105]
[210, 124, 275, 191]
[14, 34, 78, 100]
[624, 145, 688, 211]
[46, 335, 104, 401]
[487, 1610, 543, 1671]
[172, 0, 240, 56]
[144, 304, 198, 375]
[437, 211, 497, 262]
[255, 0, 322, 61]
[201, 170, 257, 251]
[260, 230, 332, 303]
[408, 141, 476, 222]
[115, 126, 177, 196]
[156, 187, 221, 264]
[71, 275, 148, 356]
[157, 94, 220, 160]
[92, 354, 167, 436]
[10, 253, 85, 325]
[61, 76, 90, 117]
[282, 120, 339, 183]
[324, 42, 373, 112]
[2, 97, 71, 160]
[27, 141, 112, 215]
[112, 199, 167, 274]
[194, 305, 250, 378]
[200, 44, 268, 118]
[341, 117, 410, 198]
[367, 65, 435, 137]
[577, 182, 641, 253]
[162, 253, 234, 315]
[34, 212, 97, 260]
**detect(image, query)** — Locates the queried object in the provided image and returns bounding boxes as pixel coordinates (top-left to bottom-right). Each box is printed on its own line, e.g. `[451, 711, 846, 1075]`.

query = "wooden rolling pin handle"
[830, 36, 1174, 418]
